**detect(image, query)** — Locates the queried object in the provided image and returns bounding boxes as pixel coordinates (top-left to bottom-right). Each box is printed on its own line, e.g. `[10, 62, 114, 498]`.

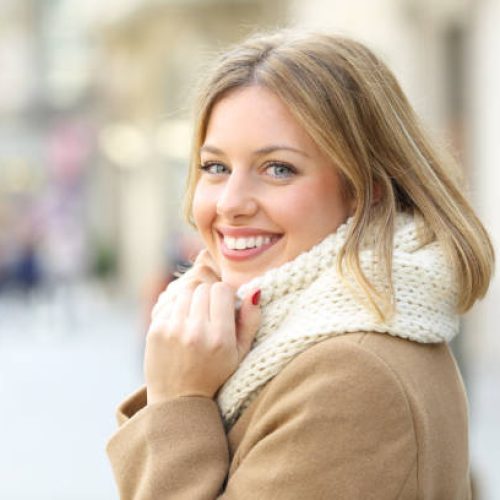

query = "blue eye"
[199, 162, 229, 175]
[266, 162, 296, 179]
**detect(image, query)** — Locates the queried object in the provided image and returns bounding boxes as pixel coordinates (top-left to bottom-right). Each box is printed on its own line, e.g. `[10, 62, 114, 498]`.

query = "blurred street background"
[0, 0, 499, 498]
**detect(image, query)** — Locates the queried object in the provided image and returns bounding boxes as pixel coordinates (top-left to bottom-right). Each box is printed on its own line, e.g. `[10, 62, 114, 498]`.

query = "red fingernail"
[251, 290, 261, 306]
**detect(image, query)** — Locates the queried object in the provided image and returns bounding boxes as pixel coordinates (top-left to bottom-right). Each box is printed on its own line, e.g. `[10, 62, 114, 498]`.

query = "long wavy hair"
[184, 29, 494, 319]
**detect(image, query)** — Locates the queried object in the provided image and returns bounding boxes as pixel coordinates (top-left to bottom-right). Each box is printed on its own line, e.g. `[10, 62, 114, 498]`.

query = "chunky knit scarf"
[216, 212, 459, 428]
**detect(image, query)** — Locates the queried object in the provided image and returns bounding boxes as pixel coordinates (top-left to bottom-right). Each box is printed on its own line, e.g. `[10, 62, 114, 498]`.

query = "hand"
[144, 250, 261, 405]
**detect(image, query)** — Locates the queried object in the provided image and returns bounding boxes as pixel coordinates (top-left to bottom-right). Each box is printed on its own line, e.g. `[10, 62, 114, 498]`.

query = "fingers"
[151, 291, 174, 320]
[153, 282, 234, 337]
[145, 279, 255, 402]
[210, 283, 236, 335]
[183, 263, 220, 285]
[189, 283, 210, 320]
[151, 250, 219, 321]
[236, 288, 262, 359]
[170, 285, 195, 324]
[193, 249, 220, 276]
[185, 249, 220, 282]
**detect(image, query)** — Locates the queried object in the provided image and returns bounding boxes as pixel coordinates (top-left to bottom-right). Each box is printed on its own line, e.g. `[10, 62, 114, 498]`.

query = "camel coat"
[107, 331, 471, 499]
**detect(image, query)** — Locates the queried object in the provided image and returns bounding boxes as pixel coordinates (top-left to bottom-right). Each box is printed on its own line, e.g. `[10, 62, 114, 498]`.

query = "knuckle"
[147, 316, 182, 341]
[146, 321, 166, 342]
[185, 317, 205, 336]
[182, 334, 199, 348]
[167, 318, 183, 336]
[208, 336, 226, 352]
[182, 327, 204, 349]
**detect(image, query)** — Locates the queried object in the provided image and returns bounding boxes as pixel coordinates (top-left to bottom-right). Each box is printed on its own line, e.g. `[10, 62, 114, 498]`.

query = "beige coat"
[107, 332, 471, 499]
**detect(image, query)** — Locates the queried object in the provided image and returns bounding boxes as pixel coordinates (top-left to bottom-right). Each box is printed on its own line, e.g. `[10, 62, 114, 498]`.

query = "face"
[192, 85, 353, 289]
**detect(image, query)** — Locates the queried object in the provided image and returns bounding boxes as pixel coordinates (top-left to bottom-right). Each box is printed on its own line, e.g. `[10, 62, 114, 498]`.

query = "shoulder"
[257, 332, 445, 406]
[229, 334, 469, 498]
[235, 332, 461, 449]
[258, 332, 420, 415]
[265, 331, 458, 402]
[285, 330, 452, 369]
[229, 333, 425, 497]
[234, 333, 425, 444]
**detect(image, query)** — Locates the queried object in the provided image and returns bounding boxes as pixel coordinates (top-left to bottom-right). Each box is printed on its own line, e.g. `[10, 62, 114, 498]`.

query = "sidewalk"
[0, 283, 143, 500]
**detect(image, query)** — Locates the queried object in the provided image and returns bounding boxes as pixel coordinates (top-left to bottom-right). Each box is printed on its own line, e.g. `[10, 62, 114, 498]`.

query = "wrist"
[146, 388, 214, 406]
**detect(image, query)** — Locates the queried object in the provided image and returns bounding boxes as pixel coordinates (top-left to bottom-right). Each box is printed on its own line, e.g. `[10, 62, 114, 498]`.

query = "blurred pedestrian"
[14, 239, 41, 292]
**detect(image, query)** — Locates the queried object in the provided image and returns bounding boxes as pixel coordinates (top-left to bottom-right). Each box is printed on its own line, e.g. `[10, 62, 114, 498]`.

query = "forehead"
[203, 85, 316, 152]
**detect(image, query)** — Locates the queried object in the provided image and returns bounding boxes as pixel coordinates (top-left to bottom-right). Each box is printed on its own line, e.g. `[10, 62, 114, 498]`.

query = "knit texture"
[216, 212, 459, 428]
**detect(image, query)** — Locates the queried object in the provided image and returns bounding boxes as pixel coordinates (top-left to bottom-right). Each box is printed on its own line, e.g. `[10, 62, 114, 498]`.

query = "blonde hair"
[184, 29, 494, 318]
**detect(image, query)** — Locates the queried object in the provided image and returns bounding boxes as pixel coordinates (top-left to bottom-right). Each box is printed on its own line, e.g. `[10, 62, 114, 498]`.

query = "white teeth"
[224, 234, 275, 250]
[235, 238, 247, 250]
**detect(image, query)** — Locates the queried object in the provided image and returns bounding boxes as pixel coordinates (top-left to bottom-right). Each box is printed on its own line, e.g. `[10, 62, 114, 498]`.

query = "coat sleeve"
[106, 389, 229, 500]
[107, 337, 417, 499]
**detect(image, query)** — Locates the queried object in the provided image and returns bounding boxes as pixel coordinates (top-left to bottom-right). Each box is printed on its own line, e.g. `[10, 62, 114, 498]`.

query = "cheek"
[281, 181, 333, 215]
[281, 179, 349, 230]
[192, 184, 215, 235]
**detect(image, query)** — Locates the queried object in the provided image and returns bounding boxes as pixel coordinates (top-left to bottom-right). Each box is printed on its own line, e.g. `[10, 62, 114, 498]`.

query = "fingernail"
[251, 289, 261, 306]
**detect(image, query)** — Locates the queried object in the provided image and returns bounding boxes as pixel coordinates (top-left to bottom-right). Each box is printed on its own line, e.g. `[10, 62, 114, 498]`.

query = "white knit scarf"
[216, 212, 459, 428]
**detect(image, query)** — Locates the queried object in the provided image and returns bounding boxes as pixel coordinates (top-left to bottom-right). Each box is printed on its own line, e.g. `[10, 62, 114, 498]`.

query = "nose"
[216, 169, 258, 220]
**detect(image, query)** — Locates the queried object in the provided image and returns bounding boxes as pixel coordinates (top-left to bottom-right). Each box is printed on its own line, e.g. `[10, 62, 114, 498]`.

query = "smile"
[224, 235, 274, 250]
[217, 231, 282, 261]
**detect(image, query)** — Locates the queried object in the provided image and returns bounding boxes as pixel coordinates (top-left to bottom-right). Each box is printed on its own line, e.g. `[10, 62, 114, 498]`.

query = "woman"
[107, 30, 494, 499]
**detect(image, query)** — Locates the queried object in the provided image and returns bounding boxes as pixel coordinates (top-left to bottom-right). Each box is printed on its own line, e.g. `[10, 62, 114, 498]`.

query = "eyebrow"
[200, 144, 310, 158]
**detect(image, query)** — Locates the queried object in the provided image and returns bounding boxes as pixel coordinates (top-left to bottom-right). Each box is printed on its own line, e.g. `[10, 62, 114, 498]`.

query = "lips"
[216, 228, 283, 261]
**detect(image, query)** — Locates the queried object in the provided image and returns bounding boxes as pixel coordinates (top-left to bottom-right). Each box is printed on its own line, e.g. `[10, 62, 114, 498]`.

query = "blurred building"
[1, 0, 498, 353]
[0, 0, 99, 292]
[93, 0, 289, 295]
[91, 0, 479, 293]
[466, 0, 500, 363]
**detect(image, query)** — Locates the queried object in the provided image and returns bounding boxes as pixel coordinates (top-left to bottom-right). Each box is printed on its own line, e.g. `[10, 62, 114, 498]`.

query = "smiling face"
[192, 85, 353, 289]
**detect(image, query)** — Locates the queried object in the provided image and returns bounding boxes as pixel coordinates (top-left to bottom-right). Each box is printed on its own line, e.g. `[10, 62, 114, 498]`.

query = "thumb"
[236, 289, 261, 360]
[193, 248, 221, 278]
